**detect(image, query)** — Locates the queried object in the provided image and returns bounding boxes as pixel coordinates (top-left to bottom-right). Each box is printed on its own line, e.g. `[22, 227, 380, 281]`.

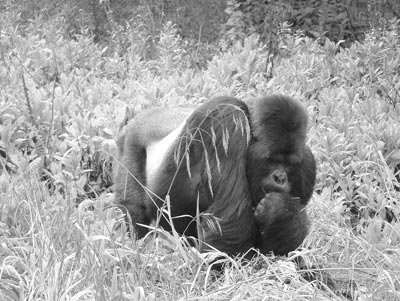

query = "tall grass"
[1, 8, 400, 300]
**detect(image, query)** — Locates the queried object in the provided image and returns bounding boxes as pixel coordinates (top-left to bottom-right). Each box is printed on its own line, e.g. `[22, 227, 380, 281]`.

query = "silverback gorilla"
[114, 95, 316, 256]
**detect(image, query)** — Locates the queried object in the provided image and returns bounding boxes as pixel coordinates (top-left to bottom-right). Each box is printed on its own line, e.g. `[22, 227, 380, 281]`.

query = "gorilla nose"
[272, 170, 287, 186]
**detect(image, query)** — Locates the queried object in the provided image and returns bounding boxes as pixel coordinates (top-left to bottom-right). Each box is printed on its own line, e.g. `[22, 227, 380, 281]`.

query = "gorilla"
[114, 95, 316, 256]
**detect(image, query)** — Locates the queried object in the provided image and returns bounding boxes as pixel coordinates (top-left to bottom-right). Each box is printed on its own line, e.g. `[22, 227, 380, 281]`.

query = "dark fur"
[254, 192, 309, 255]
[114, 107, 193, 238]
[114, 97, 256, 255]
[114, 94, 316, 256]
[247, 95, 308, 166]
[253, 147, 316, 255]
[245, 95, 316, 255]
[249, 146, 316, 207]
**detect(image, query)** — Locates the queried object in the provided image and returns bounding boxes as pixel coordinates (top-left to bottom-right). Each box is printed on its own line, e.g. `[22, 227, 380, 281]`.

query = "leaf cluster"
[1, 6, 400, 299]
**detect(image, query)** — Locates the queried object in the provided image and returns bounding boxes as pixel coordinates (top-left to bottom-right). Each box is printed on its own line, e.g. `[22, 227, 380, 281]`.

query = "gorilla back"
[114, 97, 257, 255]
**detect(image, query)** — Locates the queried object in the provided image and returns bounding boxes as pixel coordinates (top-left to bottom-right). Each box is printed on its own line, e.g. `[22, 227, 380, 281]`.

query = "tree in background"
[4, 0, 399, 46]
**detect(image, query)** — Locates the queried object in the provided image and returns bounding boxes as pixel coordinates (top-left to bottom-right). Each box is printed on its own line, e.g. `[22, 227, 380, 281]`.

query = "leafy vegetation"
[1, 2, 400, 300]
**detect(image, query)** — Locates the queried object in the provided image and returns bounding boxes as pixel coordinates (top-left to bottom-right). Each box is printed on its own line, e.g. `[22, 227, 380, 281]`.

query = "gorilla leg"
[114, 141, 149, 238]
[114, 107, 192, 238]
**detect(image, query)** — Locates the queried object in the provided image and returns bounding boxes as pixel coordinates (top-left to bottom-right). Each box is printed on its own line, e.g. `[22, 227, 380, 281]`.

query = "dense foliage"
[227, 0, 400, 44]
[5, 0, 400, 45]
[1, 1, 400, 300]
